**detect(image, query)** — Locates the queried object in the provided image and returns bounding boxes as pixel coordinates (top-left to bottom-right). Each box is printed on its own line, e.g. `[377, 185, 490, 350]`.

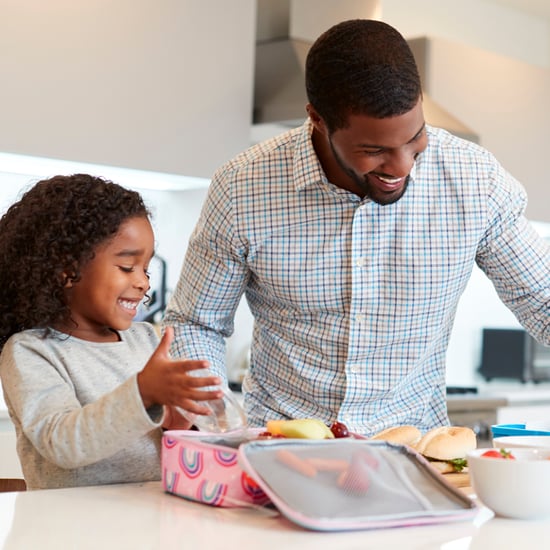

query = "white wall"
[288, 0, 550, 68]
[290, 0, 381, 40]
[423, 37, 550, 223]
[0, 0, 256, 178]
[383, 0, 550, 68]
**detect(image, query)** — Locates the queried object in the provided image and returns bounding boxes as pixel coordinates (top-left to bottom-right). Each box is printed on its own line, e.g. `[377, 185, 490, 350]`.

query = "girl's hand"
[137, 326, 224, 415]
[161, 405, 194, 430]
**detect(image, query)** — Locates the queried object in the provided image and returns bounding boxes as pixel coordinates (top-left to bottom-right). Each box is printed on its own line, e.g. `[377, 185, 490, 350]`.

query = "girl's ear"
[62, 273, 73, 288]
[61, 268, 76, 288]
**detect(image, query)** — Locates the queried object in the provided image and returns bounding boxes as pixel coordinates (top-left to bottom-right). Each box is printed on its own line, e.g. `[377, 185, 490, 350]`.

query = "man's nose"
[381, 149, 417, 177]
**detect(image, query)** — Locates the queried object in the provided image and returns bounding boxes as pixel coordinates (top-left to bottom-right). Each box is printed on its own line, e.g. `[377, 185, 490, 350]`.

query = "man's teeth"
[377, 175, 401, 184]
[119, 299, 138, 310]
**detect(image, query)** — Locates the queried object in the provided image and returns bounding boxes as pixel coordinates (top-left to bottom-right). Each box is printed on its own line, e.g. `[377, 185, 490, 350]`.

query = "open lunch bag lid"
[162, 431, 478, 532]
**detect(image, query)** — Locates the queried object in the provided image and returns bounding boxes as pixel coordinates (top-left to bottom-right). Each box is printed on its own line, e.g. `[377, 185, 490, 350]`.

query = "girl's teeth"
[119, 300, 137, 310]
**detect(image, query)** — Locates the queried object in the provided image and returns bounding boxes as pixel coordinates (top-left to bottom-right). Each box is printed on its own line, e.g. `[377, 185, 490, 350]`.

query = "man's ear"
[306, 103, 327, 135]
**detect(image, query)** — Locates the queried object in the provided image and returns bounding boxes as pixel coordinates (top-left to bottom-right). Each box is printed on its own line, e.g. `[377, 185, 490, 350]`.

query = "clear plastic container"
[174, 371, 248, 433]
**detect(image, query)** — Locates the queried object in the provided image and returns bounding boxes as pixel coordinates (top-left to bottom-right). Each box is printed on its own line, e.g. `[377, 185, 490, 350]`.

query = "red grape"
[330, 421, 350, 438]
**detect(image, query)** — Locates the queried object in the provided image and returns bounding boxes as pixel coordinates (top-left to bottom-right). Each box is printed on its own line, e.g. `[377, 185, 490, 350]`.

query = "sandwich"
[370, 425, 422, 447]
[414, 426, 477, 473]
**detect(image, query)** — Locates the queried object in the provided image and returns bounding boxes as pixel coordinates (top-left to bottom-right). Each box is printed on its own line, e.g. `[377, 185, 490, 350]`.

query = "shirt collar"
[292, 118, 327, 192]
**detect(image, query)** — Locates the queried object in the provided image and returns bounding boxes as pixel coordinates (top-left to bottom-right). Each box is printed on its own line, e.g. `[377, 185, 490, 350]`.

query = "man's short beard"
[329, 137, 409, 205]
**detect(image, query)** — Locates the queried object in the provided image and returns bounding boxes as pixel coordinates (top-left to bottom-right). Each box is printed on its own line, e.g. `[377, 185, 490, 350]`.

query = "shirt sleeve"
[476, 165, 550, 344]
[163, 166, 250, 379]
[0, 335, 163, 470]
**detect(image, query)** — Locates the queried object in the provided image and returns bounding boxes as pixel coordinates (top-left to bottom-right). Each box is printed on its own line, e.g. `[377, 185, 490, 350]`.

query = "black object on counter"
[446, 386, 478, 395]
[478, 328, 550, 383]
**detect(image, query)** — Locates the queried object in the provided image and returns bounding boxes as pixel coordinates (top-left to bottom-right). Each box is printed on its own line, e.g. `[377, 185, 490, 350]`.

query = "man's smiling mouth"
[376, 175, 402, 184]
[369, 173, 405, 191]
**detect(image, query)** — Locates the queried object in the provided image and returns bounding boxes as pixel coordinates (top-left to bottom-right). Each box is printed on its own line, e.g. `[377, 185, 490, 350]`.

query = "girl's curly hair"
[0, 174, 150, 350]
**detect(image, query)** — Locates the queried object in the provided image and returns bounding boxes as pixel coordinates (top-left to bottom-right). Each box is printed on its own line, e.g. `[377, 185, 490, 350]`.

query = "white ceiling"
[489, 0, 550, 20]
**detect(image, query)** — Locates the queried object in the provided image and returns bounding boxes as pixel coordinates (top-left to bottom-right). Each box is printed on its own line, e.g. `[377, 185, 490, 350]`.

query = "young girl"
[0, 174, 223, 490]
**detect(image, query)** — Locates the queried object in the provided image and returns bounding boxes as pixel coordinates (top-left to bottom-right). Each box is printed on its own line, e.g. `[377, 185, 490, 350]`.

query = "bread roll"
[414, 426, 476, 461]
[370, 425, 422, 446]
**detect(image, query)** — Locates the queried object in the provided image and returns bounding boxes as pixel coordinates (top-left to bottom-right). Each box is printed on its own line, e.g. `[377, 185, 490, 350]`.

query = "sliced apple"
[278, 418, 335, 440]
[266, 419, 286, 436]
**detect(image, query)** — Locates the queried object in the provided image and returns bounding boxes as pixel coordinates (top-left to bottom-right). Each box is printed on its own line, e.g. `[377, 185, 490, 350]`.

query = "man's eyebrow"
[409, 123, 426, 142]
[358, 123, 426, 149]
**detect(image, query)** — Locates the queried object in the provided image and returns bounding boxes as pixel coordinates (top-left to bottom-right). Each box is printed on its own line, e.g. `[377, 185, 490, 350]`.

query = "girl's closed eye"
[118, 265, 151, 280]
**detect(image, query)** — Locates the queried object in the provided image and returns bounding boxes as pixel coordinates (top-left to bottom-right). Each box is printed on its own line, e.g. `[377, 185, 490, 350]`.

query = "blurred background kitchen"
[1, 1, 550, 454]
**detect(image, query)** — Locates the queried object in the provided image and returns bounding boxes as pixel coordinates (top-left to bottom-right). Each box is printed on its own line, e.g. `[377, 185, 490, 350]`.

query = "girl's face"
[61, 216, 154, 342]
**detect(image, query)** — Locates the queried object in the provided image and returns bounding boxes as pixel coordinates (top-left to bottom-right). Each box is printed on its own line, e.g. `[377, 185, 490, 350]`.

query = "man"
[164, 19, 550, 435]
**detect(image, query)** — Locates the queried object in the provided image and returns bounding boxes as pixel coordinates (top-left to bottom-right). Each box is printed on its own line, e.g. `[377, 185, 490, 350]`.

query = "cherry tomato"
[481, 448, 516, 459]
[330, 421, 350, 438]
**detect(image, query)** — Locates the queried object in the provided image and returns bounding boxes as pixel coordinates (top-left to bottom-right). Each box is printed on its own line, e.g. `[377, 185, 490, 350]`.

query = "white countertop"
[1, 481, 549, 549]
[478, 382, 550, 406]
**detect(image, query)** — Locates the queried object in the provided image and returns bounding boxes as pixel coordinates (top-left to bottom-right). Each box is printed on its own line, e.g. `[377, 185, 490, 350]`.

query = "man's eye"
[119, 266, 134, 273]
[145, 270, 151, 279]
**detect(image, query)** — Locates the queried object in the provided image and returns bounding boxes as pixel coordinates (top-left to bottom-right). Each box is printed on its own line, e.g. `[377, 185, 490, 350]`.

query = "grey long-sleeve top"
[0, 323, 163, 490]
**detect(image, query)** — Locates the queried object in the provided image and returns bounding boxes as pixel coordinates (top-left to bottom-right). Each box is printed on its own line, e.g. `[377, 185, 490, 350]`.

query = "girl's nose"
[134, 271, 150, 292]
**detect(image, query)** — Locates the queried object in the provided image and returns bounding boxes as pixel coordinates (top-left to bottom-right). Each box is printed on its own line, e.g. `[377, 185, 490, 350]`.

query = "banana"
[266, 418, 335, 439]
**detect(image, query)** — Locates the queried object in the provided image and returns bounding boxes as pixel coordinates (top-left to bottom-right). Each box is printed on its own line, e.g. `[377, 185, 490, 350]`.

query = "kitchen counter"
[1, 481, 549, 549]
[478, 382, 550, 406]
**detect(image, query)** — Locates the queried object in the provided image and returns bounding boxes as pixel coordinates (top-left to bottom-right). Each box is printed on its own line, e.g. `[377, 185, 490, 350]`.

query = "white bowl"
[492, 436, 550, 449]
[467, 448, 550, 519]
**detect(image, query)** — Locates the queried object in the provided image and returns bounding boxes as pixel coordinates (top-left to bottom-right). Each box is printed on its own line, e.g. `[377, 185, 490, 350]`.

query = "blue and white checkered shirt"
[164, 120, 550, 435]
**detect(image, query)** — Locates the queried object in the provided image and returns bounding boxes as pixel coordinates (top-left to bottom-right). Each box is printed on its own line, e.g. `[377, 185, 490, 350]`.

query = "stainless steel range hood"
[253, 37, 479, 143]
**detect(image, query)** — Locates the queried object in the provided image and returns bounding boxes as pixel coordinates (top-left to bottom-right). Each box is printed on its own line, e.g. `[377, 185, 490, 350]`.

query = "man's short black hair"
[306, 19, 422, 132]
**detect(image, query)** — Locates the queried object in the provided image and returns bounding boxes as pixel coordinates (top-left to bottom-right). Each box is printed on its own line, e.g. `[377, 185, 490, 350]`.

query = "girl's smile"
[59, 215, 155, 342]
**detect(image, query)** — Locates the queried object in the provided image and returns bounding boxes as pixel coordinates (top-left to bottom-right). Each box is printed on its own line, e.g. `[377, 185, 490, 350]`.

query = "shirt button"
[355, 314, 365, 323]
[355, 258, 366, 267]
[350, 365, 359, 374]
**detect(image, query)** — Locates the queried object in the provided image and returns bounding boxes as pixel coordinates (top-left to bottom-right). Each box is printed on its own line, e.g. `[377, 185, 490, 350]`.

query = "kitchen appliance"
[134, 254, 167, 323]
[478, 328, 550, 383]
